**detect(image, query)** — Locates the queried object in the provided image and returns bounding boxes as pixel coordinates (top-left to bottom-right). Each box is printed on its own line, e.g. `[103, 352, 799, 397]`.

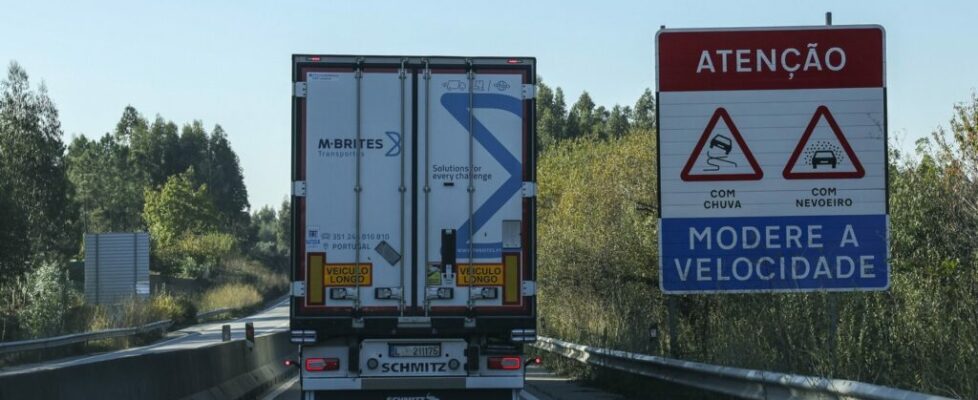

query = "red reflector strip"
[488, 356, 521, 370]
[305, 357, 340, 371]
[506, 59, 522, 64]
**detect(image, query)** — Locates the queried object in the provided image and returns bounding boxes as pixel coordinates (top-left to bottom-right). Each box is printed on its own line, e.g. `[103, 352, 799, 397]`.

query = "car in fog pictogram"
[811, 150, 838, 169]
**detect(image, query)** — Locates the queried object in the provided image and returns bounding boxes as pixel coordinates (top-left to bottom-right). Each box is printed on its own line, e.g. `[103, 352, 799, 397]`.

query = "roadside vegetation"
[535, 78, 978, 398]
[0, 61, 290, 347]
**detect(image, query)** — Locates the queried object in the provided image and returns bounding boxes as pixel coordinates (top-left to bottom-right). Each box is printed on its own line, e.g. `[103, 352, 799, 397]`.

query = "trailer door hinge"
[293, 82, 307, 98]
[292, 181, 307, 197]
[522, 281, 537, 296]
[521, 84, 536, 99]
[292, 281, 305, 297]
[521, 182, 536, 198]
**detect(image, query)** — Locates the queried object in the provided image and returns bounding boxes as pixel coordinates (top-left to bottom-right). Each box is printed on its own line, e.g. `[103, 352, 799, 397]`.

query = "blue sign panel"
[660, 215, 888, 293]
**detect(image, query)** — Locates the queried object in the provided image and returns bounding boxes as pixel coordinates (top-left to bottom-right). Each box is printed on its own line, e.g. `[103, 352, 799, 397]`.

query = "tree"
[569, 91, 597, 138]
[113, 105, 147, 146]
[205, 125, 250, 234]
[67, 107, 148, 233]
[536, 80, 557, 150]
[0, 61, 76, 266]
[276, 199, 291, 255]
[593, 105, 610, 139]
[607, 105, 631, 139]
[535, 78, 569, 151]
[552, 88, 567, 137]
[246, 204, 288, 272]
[633, 89, 656, 131]
[0, 179, 29, 277]
[143, 167, 220, 248]
[178, 121, 210, 183]
[132, 115, 181, 189]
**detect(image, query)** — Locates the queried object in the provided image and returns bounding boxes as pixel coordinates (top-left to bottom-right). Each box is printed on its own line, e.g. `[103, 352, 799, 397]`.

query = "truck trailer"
[290, 55, 538, 400]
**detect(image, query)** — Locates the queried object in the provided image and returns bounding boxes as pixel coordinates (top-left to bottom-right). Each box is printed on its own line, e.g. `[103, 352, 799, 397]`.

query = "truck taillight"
[305, 357, 340, 372]
[487, 356, 521, 370]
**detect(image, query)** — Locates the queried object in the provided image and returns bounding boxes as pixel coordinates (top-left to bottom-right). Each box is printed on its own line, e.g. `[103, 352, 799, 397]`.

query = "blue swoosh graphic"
[440, 93, 523, 259]
[385, 131, 401, 157]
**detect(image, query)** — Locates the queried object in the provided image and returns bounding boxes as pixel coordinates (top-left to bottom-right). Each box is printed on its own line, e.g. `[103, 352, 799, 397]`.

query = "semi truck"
[290, 55, 538, 400]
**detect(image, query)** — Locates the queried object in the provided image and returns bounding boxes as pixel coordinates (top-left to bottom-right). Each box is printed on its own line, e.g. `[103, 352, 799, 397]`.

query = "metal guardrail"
[0, 307, 239, 355]
[533, 336, 954, 400]
[0, 297, 287, 357]
[0, 319, 173, 355]
[195, 307, 234, 321]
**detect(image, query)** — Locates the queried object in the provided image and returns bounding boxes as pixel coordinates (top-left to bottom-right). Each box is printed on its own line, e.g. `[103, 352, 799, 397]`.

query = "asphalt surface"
[260, 365, 624, 400]
[0, 298, 290, 377]
[2, 300, 624, 400]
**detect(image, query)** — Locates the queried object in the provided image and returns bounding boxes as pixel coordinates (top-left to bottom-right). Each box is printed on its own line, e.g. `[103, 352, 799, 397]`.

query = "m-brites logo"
[316, 131, 401, 158]
[318, 138, 383, 150]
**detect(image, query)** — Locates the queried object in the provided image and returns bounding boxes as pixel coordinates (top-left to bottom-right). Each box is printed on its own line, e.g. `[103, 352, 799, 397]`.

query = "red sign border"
[782, 105, 866, 180]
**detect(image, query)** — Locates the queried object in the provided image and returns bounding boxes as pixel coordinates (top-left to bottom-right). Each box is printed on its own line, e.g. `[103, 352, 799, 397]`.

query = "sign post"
[656, 25, 888, 294]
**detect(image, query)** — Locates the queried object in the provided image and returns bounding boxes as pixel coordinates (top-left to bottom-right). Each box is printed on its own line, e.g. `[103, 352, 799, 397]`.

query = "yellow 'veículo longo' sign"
[456, 264, 504, 286]
[324, 263, 372, 286]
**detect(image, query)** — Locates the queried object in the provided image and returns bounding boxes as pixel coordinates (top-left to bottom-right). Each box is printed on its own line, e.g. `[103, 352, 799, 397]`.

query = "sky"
[1, 0, 975, 211]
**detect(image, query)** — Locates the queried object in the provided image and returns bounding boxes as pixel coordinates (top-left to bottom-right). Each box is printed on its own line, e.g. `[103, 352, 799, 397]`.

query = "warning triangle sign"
[680, 108, 763, 182]
[783, 106, 865, 179]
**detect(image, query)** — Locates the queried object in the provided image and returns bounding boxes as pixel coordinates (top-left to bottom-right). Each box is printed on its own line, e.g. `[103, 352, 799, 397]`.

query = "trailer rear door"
[292, 56, 535, 327]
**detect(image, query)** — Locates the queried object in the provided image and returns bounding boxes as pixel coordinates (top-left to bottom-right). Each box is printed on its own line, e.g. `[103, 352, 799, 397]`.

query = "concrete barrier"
[0, 331, 297, 400]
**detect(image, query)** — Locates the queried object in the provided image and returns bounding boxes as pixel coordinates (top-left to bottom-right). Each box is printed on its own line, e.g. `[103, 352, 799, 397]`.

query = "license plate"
[389, 343, 441, 358]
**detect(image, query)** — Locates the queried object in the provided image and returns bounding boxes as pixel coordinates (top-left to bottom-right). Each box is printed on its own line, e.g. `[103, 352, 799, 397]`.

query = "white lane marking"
[261, 375, 299, 400]
[520, 389, 543, 400]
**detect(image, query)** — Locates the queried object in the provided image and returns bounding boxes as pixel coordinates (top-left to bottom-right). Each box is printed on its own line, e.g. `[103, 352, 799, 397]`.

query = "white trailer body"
[290, 55, 537, 400]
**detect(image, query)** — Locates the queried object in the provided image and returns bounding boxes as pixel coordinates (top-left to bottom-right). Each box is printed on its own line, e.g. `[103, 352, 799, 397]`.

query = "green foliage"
[205, 125, 250, 235]
[246, 203, 289, 273]
[199, 283, 262, 313]
[0, 180, 29, 278]
[533, 76, 652, 146]
[0, 62, 76, 272]
[19, 260, 67, 338]
[537, 129, 660, 355]
[169, 232, 236, 278]
[143, 169, 231, 277]
[131, 115, 182, 189]
[632, 88, 656, 131]
[67, 133, 144, 233]
[67, 105, 250, 240]
[0, 62, 283, 347]
[146, 292, 197, 326]
[537, 93, 978, 398]
[143, 168, 220, 246]
[276, 199, 291, 252]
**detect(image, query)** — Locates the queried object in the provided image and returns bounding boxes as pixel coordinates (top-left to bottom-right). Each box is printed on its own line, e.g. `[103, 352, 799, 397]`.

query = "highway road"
[260, 365, 625, 400]
[1, 298, 626, 399]
[0, 298, 290, 377]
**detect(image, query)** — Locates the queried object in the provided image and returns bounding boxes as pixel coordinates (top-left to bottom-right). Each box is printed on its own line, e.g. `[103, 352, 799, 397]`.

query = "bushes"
[0, 259, 70, 341]
[19, 260, 68, 338]
[537, 121, 978, 398]
[165, 232, 237, 278]
[199, 283, 262, 312]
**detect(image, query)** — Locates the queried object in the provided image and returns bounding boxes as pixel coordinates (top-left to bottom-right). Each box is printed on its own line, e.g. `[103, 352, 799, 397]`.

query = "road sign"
[783, 106, 865, 179]
[680, 107, 764, 181]
[656, 25, 888, 294]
